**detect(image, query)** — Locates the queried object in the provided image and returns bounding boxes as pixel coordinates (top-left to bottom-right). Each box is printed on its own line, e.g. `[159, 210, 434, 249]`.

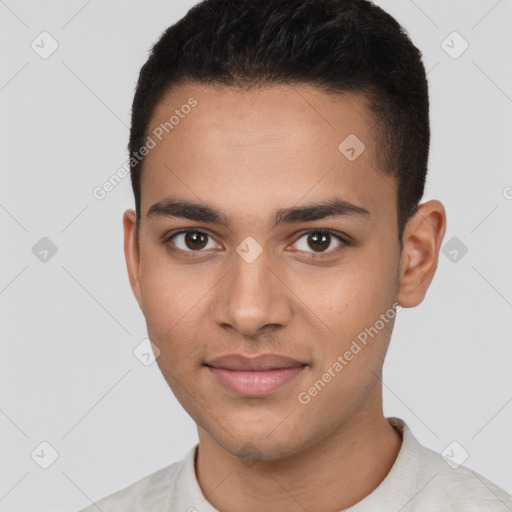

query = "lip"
[205, 353, 305, 371]
[204, 353, 307, 396]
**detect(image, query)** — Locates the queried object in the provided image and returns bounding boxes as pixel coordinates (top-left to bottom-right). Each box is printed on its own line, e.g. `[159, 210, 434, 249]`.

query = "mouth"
[204, 353, 308, 396]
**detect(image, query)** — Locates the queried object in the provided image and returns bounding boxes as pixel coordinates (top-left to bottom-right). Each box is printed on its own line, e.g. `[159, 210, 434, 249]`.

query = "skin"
[123, 83, 446, 511]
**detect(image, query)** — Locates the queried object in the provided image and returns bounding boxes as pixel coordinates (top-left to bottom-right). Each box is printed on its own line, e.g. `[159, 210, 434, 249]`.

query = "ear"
[123, 209, 144, 310]
[397, 200, 447, 308]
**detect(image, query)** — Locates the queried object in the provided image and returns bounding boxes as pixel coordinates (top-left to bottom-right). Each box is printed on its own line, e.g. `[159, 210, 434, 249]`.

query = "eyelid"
[162, 228, 213, 244]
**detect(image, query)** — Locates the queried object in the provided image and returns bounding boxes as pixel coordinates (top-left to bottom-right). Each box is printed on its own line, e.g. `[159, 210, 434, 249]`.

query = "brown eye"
[167, 230, 218, 252]
[183, 231, 208, 250]
[292, 229, 348, 256]
[307, 232, 331, 252]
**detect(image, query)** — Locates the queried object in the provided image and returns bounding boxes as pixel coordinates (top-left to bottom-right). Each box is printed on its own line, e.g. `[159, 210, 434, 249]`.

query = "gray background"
[1, 0, 511, 510]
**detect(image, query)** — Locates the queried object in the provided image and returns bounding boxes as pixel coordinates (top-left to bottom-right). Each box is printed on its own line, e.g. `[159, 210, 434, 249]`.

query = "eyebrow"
[146, 196, 371, 227]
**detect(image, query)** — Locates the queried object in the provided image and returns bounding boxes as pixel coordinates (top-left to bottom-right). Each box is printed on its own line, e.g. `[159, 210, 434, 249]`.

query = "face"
[124, 83, 422, 461]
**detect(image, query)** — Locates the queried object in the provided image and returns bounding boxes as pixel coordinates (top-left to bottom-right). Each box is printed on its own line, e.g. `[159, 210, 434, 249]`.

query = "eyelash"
[163, 228, 353, 260]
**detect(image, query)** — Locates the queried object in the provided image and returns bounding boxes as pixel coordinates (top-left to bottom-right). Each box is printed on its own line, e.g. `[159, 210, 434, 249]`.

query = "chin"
[208, 420, 313, 463]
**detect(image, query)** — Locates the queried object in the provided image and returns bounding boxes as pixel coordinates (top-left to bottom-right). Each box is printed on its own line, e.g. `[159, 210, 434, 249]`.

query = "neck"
[195, 387, 403, 511]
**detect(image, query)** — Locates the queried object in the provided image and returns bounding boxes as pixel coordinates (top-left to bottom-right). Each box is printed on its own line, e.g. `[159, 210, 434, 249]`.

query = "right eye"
[164, 229, 222, 254]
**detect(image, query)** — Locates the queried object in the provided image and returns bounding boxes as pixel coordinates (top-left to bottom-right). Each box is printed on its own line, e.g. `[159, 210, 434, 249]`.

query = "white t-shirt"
[77, 417, 512, 511]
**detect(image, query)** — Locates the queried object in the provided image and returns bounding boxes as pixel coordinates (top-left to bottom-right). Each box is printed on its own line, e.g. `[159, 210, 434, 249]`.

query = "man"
[80, 0, 512, 510]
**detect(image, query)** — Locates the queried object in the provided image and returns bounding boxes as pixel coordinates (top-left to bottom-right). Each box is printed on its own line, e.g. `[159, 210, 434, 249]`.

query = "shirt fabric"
[78, 417, 512, 511]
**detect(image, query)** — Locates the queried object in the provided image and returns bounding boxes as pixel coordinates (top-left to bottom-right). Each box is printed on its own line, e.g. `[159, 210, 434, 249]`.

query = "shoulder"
[385, 418, 512, 511]
[76, 450, 189, 512]
[414, 445, 511, 511]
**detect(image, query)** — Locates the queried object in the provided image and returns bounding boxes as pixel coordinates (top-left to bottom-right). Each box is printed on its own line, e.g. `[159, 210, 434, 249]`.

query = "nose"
[212, 246, 293, 337]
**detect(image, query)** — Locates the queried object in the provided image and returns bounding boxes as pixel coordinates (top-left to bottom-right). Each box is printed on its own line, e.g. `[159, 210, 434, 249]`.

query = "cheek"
[138, 245, 208, 334]
[296, 253, 397, 340]
[137, 248, 216, 377]
[295, 248, 399, 405]
[296, 280, 397, 420]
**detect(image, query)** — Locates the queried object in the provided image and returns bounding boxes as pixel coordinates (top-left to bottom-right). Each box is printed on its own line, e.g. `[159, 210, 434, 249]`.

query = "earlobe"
[123, 209, 144, 310]
[397, 200, 447, 308]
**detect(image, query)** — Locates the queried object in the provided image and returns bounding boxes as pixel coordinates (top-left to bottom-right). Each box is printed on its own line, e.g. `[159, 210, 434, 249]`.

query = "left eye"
[292, 230, 346, 254]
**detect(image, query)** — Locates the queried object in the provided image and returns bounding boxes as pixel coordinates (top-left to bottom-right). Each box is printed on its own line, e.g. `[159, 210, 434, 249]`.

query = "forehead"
[140, 83, 396, 229]
[148, 82, 377, 155]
